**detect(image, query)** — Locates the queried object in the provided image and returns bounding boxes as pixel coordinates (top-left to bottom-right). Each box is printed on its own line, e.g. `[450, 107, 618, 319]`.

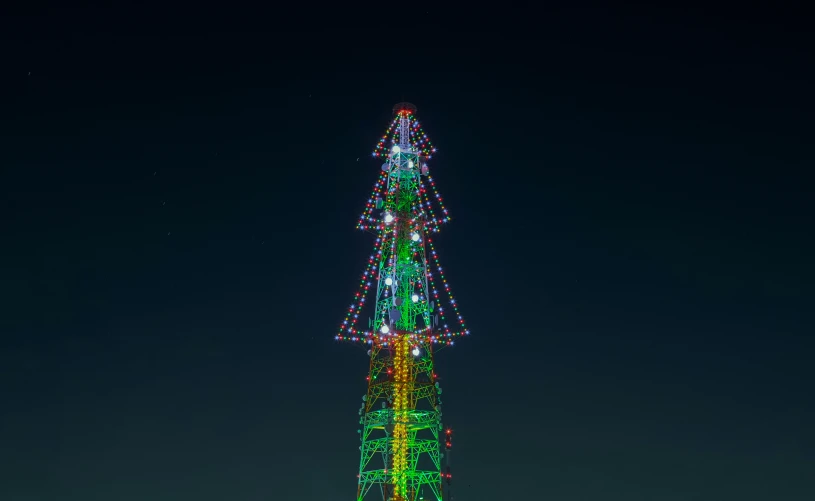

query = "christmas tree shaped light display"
[337, 103, 468, 501]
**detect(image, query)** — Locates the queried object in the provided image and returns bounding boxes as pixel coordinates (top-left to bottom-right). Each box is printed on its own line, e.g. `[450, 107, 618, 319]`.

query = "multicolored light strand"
[372, 111, 437, 158]
[372, 115, 401, 158]
[357, 172, 388, 231]
[419, 177, 451, 233]
[336, 235, 386, 342]
[425, 237, 469, 343]
[424, 175, 450, 221]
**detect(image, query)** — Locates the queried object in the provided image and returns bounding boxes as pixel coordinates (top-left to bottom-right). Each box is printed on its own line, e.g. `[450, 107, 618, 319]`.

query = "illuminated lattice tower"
[337, 103, 469, 501]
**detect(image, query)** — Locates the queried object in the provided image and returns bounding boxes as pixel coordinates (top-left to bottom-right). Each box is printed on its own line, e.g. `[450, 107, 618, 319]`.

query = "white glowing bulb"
[384, 213, 394, 223]
[408, 160, 414, 168]
[385, 277, 393, 286]
[411, 233, 420, 242]
[411, 294, 419, 303]
[412, 347, 421, 356]
[392, 145, 401, 153]
[380, 324, 390, 334]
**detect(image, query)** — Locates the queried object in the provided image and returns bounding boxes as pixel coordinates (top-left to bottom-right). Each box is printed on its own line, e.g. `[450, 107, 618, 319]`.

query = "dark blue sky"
[1, 4, 813, 500]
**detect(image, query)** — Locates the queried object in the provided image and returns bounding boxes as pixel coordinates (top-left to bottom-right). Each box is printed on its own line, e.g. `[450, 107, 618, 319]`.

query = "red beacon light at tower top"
[393, 101, 418, 115]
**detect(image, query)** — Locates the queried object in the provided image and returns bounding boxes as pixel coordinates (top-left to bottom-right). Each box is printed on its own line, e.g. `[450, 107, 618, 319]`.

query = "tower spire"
[394, 102, 416, 150]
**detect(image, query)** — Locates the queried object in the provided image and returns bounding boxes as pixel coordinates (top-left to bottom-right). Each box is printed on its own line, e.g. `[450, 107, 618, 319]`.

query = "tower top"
[393, 102, 417, 115]
[373, 104, 436, 159]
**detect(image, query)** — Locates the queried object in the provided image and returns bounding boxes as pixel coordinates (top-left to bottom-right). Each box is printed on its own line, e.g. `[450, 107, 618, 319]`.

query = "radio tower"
[336, 103, 469, 501]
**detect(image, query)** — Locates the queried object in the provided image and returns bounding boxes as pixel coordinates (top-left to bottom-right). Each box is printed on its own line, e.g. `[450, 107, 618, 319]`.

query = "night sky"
[1, 5, 813, 500]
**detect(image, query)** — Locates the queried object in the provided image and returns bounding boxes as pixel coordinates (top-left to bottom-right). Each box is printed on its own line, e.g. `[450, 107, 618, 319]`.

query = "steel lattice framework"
[337, 103, 468, 501]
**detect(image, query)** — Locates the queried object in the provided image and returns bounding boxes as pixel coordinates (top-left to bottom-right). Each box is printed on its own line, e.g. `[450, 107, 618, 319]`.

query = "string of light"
[372, 111, 436, 158]
[426, 237, 469, 341]
[419, 179, 450, 233]
[357, 172, 388, 231]
[424, 175, 450, 223]
[372, 115, 401, 158]
[336, 234, 387, 342]
[339, 183, 466, 345]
